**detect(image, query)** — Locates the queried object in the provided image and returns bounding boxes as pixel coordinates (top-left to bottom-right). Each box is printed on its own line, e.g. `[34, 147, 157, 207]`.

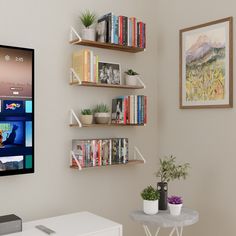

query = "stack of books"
[72, 49, 99, 83]
[71, 138, 128, 168]
[111, 95, 147, 125]
[96, 12, 146, 48]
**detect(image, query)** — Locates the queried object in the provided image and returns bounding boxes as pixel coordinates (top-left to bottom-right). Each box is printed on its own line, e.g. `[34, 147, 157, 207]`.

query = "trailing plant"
[79, 10, 97, 28]
[156, 155, 190, 183]
[125, 69, 139, 76]
[81, 109, 93, 115]
[141, 185, 160, 201]
[168, 196, 183, 205]
[93, 103, 110, 113]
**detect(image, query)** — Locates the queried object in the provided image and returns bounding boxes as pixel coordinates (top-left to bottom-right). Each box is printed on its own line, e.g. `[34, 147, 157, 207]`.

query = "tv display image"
[0, 45, 34, 176]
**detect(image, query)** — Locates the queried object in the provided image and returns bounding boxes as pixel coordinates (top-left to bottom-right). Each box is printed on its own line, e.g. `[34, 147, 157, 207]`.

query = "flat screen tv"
[0, 45, 34, 176]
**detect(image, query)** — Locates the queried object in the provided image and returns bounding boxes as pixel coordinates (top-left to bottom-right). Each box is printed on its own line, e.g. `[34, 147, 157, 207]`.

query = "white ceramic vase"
[79, 115, 93, 125]
[125, 74, 140, 86]
[82, 28, 95, 41]
[143, 200, 159, 215]
[168, 203, 182, 216]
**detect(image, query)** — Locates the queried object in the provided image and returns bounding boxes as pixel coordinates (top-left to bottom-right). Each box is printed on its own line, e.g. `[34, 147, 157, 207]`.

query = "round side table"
[130, 207, 199, 236]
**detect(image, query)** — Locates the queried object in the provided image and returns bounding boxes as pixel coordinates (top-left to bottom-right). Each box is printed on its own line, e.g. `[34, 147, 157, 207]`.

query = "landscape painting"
[180, 17, 233, 108]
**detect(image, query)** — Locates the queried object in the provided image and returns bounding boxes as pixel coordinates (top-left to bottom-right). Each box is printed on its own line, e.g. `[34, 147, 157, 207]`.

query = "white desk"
[8, 212, 122, 236]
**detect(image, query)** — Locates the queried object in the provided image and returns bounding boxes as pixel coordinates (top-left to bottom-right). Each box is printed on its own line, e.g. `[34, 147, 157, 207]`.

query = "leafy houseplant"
[93, 104, 110, 124]
[80, 109, 93, 125]
[141, 186, 160, 215]
[156, 155, 190, 210]
[124, 69, 140, 86]
[79, 10, 97, 41]
[168, 196, 183, 216]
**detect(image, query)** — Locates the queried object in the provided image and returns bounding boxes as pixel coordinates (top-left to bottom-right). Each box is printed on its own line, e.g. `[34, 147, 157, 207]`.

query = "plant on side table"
[141, 185, 160, 215]
[124, 69, 140, 86]
[80, 109, 93, 125]
[156, 155, 190, 210]
[168, 196, 183, 216]
[79, 10, 97, 41]
[93, 103, 110, 124]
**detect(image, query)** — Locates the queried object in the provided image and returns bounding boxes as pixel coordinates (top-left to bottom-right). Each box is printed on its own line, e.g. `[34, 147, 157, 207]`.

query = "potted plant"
[79, 10, 97, 41]
[80, 109, 93, 125]
[124, 69, 140, 86]
[141, 185, 160, 215]
[93, 103, 110, 124]
[156, 155, 190, 210]
[168, 196, 183, 216]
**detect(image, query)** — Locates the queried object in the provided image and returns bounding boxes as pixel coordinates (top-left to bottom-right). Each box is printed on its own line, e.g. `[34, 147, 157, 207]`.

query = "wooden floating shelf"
[69, 81, 144, 89]
[69, 123, 146, 128]
[70, 160, 144, 170]
[70, 39, 145, 53]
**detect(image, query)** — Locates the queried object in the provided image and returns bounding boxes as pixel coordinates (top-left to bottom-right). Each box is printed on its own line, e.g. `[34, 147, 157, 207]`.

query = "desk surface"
[130, 208, 199, 228]
[7, 212, 122, 236]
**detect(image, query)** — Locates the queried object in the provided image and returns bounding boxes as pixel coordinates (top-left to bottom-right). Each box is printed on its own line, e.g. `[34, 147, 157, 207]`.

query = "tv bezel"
[0, 44, 34, 176]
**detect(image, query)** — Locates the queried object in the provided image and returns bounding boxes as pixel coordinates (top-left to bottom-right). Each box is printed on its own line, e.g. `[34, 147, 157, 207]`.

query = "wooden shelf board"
[70, 39, 145, 53]
[69, 123, 146, 128]
[70, 160, 144, 170]
[69, 81, 144, 89]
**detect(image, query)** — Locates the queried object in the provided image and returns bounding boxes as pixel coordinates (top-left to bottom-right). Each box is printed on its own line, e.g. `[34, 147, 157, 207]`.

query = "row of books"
[96, 12, 146, 48]
[71, 138, 128, 168]
[111, 95, 147, 124]
[72, 49, 99, 83]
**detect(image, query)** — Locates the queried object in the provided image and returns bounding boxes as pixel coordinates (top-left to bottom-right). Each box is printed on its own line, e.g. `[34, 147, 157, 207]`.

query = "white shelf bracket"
[70, 109, 82, 127]
[71, 150, 82, 170]
[137, 77, 146, 89]
[70, 68, 82, 85]
[134, 146, 146, 163]
[70, 26, 82, 42]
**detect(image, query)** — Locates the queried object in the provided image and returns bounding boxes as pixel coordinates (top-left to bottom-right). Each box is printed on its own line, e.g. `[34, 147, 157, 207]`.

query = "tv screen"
[0, 45, 34, 176]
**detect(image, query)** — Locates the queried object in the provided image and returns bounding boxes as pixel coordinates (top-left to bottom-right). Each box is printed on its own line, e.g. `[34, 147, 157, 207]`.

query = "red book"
[119, 16, 123, 45]
[97, 141, 101, 166]
[133, 18, 136, 47]
[123, 97, 127, 124]
[127, 96, 130, 124]
[144, 96, 147, 124]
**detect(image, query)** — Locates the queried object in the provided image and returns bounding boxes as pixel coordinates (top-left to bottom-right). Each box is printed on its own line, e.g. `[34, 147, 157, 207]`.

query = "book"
[122, 16, 128, 46]
[118, 16, 123, 45]
[72, 50, 86, 82]
[96, 20, 107, 43]
[113, 15, 119, 44]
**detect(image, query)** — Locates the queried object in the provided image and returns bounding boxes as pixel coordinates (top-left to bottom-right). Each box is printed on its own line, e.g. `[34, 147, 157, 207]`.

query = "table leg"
[169, 226, 183, 236]
[142, 225, 160, 236]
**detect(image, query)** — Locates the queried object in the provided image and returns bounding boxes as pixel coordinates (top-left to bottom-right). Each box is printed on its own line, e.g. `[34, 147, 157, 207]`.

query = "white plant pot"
[94, 113, 110, 124]
[79, 115, 93, 125]
[125, 74, 140, 86]
[82, 28, 95, 41]
[168, 203, 182, 216]
[143, 200, 159, 215]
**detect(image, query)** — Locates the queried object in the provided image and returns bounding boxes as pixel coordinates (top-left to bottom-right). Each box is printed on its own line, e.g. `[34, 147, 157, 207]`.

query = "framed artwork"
[98, 61, 121, 85]
[179, 17, 233, 108]
[0, 45, 34, 176]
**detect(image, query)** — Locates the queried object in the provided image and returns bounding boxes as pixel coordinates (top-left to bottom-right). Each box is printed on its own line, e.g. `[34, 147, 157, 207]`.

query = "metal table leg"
[142, 225, 183, 236]
[143, 225, 160, 236]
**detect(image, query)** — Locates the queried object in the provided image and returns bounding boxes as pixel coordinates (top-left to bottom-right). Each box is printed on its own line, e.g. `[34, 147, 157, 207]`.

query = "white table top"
[7, 212, 122, 236]
[130, 208, 199, 228]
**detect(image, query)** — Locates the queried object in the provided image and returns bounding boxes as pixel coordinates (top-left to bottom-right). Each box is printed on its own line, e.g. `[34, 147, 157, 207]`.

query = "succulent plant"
[93, 103, 110, 113]
[168, 196, 183, 205]
[80, 10, 97, 28]
[81, 109, 93, 115]
[125, 69, 139, 75]
[141, 185, 160, 201]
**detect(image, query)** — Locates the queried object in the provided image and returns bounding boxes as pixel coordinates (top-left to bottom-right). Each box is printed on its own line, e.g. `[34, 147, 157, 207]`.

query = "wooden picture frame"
[179, 17, 233, 109]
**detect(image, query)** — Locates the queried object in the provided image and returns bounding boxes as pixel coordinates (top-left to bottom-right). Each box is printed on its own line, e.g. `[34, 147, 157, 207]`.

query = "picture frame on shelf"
[179, 17, 233, 109]
[98, 61, 121, 85]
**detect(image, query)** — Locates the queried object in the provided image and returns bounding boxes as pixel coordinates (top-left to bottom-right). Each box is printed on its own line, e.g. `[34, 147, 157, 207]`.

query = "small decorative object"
[80, 109, 93, 125]
[80, 10, 97, 41]
[141, 185, 160, 215]
[168, 196, 183, 216]
[124, 69, 140, 86]
[156, 155, 190, 210]
[180, 17, 233, 108]
[98, 61, 121, 85]
[93, 104, 110, 124]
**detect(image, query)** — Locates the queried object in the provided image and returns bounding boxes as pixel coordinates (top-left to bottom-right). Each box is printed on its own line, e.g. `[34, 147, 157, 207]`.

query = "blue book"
[113, 15, 119, 44]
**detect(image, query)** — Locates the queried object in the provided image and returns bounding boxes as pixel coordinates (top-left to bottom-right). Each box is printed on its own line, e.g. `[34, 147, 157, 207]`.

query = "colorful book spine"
[119, 16, 123, 45]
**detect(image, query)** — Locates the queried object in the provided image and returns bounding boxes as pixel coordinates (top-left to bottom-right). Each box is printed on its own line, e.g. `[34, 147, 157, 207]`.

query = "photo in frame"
[179, 17, 233, 108]
[98, 61, 121, 85]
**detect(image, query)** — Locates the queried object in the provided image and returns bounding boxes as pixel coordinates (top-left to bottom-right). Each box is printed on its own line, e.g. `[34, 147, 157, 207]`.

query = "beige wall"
[157, 0, 236, 235]
[0, 0, 158, 236]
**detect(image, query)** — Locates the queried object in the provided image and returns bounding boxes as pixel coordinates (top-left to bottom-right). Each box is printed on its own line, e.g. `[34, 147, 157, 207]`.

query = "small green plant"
[80, 10, 97, 28]
[93, 103, 110, 113]
[125, 69, 139, 75]
[81, 109, 93, 115]
[156, 155, 190, 183]
[141, 185, 160, 201]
